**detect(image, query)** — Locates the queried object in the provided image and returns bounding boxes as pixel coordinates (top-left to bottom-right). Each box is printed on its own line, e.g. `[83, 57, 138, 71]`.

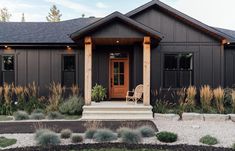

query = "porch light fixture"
[66, 46, 72, 50]
[4, 45, 8, 48]
[116, 40, 120, 44]
[227, 42, 230, 45]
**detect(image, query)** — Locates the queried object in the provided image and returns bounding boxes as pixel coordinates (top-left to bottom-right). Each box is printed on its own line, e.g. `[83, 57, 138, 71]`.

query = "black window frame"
[163, 53, 194, 88]
[1, 55, 15, 84]
[61, 54, 76, 87]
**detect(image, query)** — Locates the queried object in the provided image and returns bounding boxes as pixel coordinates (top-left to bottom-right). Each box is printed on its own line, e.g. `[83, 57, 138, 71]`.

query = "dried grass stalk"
[231, 90, 235, 113]
[200, 85, 213, 112]
[71, 84, 79, 97]
[213, 87, 224, 113]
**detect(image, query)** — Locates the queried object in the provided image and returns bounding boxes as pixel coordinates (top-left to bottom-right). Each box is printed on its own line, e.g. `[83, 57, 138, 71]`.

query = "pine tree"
[82, 14, 85, 18]
[0, 7, 11, 22]
[21, 13, 25, 22]
[46, 5, 62, 22]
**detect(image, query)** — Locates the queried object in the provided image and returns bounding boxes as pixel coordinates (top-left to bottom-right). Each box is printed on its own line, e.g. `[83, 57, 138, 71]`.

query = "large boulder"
[154, 113, 180, 121]
[182, 113, 204, 121]
[203, 114, 229, 122]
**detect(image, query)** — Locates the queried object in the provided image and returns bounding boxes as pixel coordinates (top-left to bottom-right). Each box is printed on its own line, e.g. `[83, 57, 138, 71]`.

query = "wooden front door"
[110, 59, 129, 99]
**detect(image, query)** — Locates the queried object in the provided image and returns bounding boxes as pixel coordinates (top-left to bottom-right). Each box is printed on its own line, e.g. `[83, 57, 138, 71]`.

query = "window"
[2, 55, 15, 84]
[62, 55, 76, 87]
[164, 53, 193, 88]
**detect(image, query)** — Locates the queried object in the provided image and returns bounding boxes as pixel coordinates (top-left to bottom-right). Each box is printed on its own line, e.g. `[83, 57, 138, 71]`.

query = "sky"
[0, 0, 235, 30]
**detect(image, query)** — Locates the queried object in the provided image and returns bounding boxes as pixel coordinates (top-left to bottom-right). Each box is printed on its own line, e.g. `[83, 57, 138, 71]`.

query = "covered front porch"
[70, 12, 163, 120]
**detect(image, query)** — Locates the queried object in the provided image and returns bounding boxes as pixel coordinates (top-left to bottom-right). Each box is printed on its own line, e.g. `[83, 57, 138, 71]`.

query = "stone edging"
[3, 143, 233, 151]
[154, 113, 235, 122]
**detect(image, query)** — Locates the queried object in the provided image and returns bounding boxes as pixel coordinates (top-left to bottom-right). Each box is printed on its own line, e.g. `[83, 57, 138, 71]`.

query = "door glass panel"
[114, 74, 119, 85]
[120, 62, 124, 74]
[114, 62, 119, 74]
[120, 74, 124, 85]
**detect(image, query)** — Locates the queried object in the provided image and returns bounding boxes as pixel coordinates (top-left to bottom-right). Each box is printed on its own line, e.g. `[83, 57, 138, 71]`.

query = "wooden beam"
[143, 36, 151, 106]
[84, 37, 92, 105]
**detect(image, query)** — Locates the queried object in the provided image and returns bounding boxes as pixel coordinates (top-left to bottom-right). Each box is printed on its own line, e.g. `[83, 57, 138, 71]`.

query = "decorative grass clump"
[199, 135, 218, 145]
[59, 96, 84, 115]
[138, 126, 155, 137]
[200, 85, 213, 113]
[156, 131, 177, 143]
[35, 129, 60, 146]
[71, 135, 83, 143]
[93, 129, 117, 143]
[30, 113, 45, 120]
[121, 129, 142, 144]
[13, 111, 29, 120]
[60, 129, 72, 139]
[47, 111, 64, 120]
[85, 129, 97, 139]
[117, 127, 132, 137]
[232, 143, 235, 150]
[213, 87, 225, 113]
[32, 108, 44, 114]
[0, 137, 17, 148]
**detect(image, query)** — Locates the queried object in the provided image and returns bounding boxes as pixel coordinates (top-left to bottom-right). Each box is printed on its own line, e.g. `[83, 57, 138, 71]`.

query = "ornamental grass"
[213, 87, 225, 113]
[200, 85, 213, 113]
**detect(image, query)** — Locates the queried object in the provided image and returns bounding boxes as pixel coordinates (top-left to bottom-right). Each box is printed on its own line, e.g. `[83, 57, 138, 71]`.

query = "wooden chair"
[126, 84, 143, 104]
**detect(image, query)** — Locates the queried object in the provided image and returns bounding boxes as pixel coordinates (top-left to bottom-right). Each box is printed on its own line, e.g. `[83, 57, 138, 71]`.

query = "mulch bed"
[0, 120, 157, 133]
[3, 143, 233, 151]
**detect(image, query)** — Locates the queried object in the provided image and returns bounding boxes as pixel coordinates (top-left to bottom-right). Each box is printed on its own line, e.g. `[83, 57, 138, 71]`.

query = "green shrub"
[121, 130, 142, 144]
[47, 111, 64, 120]
[30, 113, 45, 120]
[71, 135, 83, 143]
[91, 84, 107, 102]
[13, 111, 29, 120]
[117, 127, 132, 137]
[232, 143, 235, 150]
[156, 131, 177, 143]
[59, 96, 84, 115]
[199, 135, 218, 145]
[60, 129, 72, 139]
[36, 131, 60, 146]
[32, 108, 44, 114]
[93, 129, 117, 142]
[85, 129, 97, 139]
[0, 137, 17, 148]
[35, 129, 51, 139]
[138, 126, 155, 137]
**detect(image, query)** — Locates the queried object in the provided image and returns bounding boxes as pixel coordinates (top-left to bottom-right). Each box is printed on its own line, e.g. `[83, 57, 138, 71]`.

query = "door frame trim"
[108, 53, 129, 100]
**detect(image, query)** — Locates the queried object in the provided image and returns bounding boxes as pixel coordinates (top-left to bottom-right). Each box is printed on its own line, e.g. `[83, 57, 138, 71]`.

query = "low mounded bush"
[47, 111, 64, 120]
[30, 113, 45, 120]
[71, 135, 83, 143]
[121, 129, 142, 144]
[138, 126, 155, 137]
[93, 129, 117, 143]
[13, 111, 29, 120]
[232, 143, 235, 150]
[60, 129, 72, 139]
[156, 131, 178, 143]
[85, 129, 97, 139]
[199, 135, 218, 145]
[59, 96, 84, 115]
[35, 129, 51, 139]
[117, 127, 132, 137]
[32, 108, 44, 114]
[36, 131, 60, 146]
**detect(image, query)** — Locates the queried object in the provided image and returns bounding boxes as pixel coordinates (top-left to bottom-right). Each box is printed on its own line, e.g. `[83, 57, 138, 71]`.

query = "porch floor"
[81, 101, 153, 120]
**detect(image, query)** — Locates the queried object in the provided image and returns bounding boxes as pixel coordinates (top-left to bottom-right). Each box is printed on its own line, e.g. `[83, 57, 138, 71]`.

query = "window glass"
[179, 53, 192, 70]
[164, 54, 177, 70]
[63, 56, 75, 71]
[3, 56, 14, 71]
[110, 53, 128, 59]
[62, 55, 76, 87]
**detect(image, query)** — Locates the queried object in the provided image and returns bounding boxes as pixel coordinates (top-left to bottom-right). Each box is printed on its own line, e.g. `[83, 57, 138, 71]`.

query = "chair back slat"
[134, 84, 143, 99]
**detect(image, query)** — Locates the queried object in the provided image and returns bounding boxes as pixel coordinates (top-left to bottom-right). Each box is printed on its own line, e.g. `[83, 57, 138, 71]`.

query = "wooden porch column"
[143, 37, 151, 106]
[84, 37, 92, 105]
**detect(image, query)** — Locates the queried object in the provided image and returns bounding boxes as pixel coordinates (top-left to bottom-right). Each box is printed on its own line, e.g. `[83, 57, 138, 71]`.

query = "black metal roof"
[214, 27, 235, 43]
[0, 18, 100, 44]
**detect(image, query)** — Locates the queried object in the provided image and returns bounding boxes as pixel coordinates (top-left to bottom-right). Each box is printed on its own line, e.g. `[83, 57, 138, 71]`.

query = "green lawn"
[0, 115, 13, 121]
[0, 137, 17, 148]
[63, 115, 82, 120]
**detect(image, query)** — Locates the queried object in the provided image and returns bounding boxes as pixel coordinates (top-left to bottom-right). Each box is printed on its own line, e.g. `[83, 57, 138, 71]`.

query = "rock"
[154, 113, 180, 121]
[228, 114, 235, 122]
[182, 113, 204, 121]
[203, 114, 229, 121]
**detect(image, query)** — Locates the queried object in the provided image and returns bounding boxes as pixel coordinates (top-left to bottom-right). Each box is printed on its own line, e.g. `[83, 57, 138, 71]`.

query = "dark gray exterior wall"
[131, 7, 224, 91]
[224, 47, 235, 87]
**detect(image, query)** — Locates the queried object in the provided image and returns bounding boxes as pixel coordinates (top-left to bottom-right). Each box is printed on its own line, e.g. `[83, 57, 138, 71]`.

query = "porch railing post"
[143, 36, 151, 106]
[84, 37, 92, 105]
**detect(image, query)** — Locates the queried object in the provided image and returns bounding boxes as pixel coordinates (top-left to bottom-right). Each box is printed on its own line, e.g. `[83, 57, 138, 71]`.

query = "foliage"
[153, 100, 176, 114]
[120, 129, 142, 144]
[1, 84, 14, 115]
[32, 108, 44, 114]
[117, 127, 132, 137]
[35, 129, 51, 139]
[60, 129, 72, 139]
[232, 143, 235, 150]
[224, 88, 233, 107]
[232, 90, 235, 113]
[71, 84, 79, 97]
[47, 82, 65, 112]
[199, 135, 218, 145]
[0, 115, 13, 121]
[0, 137, 17, 148]
[213, 87, 225, 113]
[0, 8, 11, 22]
[71, 135, 83, 143]
[138, 126, 155, 137]
[85, 129, 97, 139]
[46, 5, 62, 22]
[156, 131, 178, 143]
[35, 131, 60, 146]
[93, 129, 117, 143]
[59, 96, 84, 115]
[47, 111, 64, 120]
[91, 84, 107, 102]
[13, 111, 29, 120]
[184, 86, 197, 112]
[30, 113, 45, 120]
[200, 85, 213, 113]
